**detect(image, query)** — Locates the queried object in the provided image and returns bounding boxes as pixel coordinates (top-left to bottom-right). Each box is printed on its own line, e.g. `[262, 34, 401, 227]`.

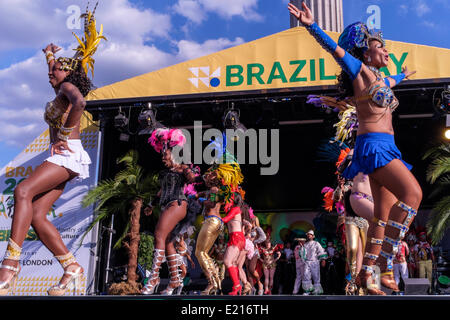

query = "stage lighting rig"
[434, 86, 450, 115]
[114, 106, 130, 141]
[222, 103, 247, 132]
[114, 106, 129, 129]
[222, 103, 247, 142]
[441, 89, 450, 114]
[138, 102, 164, 135]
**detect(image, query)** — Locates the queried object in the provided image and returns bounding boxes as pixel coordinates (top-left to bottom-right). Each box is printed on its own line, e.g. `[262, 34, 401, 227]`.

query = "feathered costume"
[204, 135, 246, 295]
[142, 127, 201, 295]
[147, 128, 201, 242]
[57, 2, 107, 78]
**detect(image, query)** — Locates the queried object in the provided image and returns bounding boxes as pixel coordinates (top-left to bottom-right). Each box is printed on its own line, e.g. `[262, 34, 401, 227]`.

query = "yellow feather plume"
[72, 5, 107, 78]
[216, 163, 244, 187]
[333, 106, 357, 144]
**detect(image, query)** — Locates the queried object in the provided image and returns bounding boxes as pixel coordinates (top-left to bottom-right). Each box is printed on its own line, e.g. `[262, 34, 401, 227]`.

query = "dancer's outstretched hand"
[288, 2, 314, 26]
[402, 66, 416, 79]
[42, 43, 61, 54]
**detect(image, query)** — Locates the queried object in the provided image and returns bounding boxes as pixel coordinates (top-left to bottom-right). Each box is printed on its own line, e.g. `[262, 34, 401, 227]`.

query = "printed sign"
[0, 116, 100, 296]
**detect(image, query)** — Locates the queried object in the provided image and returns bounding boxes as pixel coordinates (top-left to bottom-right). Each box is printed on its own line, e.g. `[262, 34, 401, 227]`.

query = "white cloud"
[0, 0, 248, 149]
[0, 0, 173, 51]
[398, 4, 409, 16]
[173, 0, 263, 23]
[0, 120, 43, 148]
[173, 0, 207, 24]
[200, 0, 263, 21]
[414, 0, 431, 17]
[422, 21, 437, 29]
[176, 37, 245, 61]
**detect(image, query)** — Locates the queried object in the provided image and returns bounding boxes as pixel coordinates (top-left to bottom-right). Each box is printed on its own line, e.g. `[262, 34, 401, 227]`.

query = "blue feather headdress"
[338, 22, 384, 53]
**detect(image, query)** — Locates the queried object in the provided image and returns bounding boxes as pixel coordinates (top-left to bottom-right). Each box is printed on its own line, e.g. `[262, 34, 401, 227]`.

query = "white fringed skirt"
[45, 139, 91, 181]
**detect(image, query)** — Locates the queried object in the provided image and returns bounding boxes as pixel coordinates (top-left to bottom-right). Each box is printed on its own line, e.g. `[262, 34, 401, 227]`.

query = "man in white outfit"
[292, 238, 306, 294]
[302, 230, 328, 295]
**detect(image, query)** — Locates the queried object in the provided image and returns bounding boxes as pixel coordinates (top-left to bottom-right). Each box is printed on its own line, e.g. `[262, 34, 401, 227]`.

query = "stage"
[1, 294, 449, 319]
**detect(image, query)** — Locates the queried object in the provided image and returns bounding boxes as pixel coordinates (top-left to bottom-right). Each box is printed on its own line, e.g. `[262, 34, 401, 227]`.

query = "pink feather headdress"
[148, 128, 186, 153]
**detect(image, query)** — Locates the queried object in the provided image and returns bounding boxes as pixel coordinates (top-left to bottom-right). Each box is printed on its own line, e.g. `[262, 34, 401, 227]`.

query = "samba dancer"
[0, 5, 105, 296]
[289, 2, 421, 295]
[141, 128, 199, 295]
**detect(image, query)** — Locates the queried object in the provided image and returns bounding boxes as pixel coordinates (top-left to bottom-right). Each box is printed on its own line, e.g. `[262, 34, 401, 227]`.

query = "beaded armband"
[56, 125, 75, 141]
[45, 51, 55, 64]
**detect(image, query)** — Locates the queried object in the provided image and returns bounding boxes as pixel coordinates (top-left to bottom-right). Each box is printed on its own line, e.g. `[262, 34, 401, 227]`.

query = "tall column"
[290, 0, 343, 32]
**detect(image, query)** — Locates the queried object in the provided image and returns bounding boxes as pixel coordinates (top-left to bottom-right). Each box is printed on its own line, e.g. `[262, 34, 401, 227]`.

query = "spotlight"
[138, 102, 164, 135]
[444, 129, 450, 140]
[222, 103, 247, 131]
[114, 106, 129, 130]
[222, 103, 247, 141]
[434, 88, 450, 115]
[114, 107, 130, 141]
[441, 90, 450, 114]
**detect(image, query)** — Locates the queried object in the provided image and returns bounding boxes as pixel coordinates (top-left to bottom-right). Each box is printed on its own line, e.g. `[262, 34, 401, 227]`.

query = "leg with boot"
[0, 163, 79, 296]
[195, 216, 222, 295]
[224, 245, 242, 295]
[141, 201, 188, 295]
[369, 160, 422, 294]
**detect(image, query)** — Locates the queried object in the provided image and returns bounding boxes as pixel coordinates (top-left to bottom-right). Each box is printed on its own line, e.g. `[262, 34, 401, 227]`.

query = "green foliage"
[426, 195, 450, 245]
[422, 142, 450, 245]
[138, 232, 155, 268]
[79, 149, 159, 248]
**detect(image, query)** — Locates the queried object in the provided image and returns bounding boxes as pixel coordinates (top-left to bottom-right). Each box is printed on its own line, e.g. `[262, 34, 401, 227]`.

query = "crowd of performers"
[0, 2, 425, 297]
[139, 126, 284, 295]
[139, 129, 333, 296]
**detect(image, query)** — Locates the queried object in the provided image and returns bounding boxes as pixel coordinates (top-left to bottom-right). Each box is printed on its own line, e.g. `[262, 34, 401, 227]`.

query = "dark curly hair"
[336, 47, 365, 99]
[62, 62, 93, 97]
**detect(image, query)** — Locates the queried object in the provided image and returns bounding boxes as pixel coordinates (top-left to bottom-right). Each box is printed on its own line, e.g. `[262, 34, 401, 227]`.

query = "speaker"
[403, 278, 430, 295]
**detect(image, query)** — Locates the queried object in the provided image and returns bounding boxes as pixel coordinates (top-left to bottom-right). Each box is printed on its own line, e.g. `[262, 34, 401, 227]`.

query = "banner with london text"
[0, 116, 100, 296]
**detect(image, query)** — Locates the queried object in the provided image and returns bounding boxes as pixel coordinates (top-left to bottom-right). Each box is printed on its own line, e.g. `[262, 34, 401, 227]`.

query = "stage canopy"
[87, 26, 450, 103]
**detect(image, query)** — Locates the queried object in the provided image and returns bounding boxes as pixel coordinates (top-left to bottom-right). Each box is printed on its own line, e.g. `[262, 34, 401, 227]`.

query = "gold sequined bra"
[44, 95, 67, 129]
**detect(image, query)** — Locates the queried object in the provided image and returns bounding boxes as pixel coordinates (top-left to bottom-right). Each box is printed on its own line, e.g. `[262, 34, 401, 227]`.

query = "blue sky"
[1, 0, 449, 168]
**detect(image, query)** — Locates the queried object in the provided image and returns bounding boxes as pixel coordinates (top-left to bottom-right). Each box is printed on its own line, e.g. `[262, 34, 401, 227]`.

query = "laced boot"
[380, 200, 418, 294]
[141, 248, 165, 295]
[161, 254, 183, 295]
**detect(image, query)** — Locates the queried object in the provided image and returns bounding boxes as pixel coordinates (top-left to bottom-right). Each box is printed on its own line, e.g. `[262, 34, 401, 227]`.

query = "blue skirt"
[343, 132, 412, 180]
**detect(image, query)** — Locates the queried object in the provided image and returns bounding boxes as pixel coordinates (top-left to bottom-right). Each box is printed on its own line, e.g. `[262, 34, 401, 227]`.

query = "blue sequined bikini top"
[357, 66, 399, 111]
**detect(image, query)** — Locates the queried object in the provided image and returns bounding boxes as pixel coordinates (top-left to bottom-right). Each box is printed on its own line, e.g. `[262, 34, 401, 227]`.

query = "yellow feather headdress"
[216, 163, 244, 188]
[57, 2, 106, 78]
